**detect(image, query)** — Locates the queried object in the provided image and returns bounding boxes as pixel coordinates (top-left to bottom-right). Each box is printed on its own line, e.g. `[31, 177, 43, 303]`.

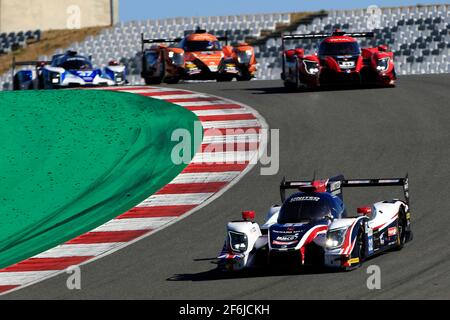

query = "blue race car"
[12, 50, 127, 90]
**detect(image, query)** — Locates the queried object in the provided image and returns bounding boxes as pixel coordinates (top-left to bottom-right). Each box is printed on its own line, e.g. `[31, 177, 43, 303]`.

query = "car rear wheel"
[283, 60, 300, 90]
[217, 75, 234, 82]
[165, 77, 180, 84]
[13, 75, 21, 91]
[304, 243, 325, 266]
[38, 74, 45, 89]
[145, 77, 162, 85]
[283, 80, 296, 90]
[394, 207, 407, 251]
[237, 70, 252, 81]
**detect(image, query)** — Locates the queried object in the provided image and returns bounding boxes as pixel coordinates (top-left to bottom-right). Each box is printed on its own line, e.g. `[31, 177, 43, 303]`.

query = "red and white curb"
[0, 86, 268, 295]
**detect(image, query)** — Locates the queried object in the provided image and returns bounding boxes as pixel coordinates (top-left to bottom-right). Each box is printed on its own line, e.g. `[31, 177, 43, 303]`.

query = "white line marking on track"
[202, 133, 260, 144]
[202, 120, 261, 129]
[192, 151, 258, 163]
[118, 88, 178, 94]
[35, 243, 126, 258]
[92, 217, 176, 232]
[0, 271, 58, 286]
[172, 172, 240, 184]
[137, 193, 214, 207]
[93, 86, 146, 91]
[174, 101, 230, 107]
[151, 94, 211, 100]
[192, 109, 249, 116]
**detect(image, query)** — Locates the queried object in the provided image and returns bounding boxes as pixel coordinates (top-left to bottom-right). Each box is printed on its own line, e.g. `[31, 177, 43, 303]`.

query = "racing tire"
[236, 70, 252, 82]
[304, 243, 325, 267]
[217, 75, 234, 82]
[145, 58, 166, 85]
[283, 60, 300, 90]
[165, 77, 180, 84]
[237, 76, 252, 82]
[145, 77, 162, 85]
[38, 75, 45, 90]
[13, 75, 21, 91]
[390, 68, 397, 87]
[393, 206, 407, 251]
[348, 228, 365, 270]
[283, 80, 297, 90]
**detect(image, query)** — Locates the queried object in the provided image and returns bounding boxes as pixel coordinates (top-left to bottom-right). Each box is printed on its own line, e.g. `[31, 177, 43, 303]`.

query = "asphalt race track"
[5, 74, 450, 299]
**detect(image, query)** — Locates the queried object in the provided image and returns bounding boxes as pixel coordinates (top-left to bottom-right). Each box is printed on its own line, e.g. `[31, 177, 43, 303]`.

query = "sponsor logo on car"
[275, 234, 299, 242]
[388, 227, 398, 237]
[339, 61, 355, 69]
[272, 228, 302, 234]
[289, 196, 320, 202]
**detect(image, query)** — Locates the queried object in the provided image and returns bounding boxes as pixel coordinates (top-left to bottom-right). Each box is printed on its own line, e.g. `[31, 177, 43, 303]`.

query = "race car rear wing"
[342, 177, 410, 206]
[141, 31, 229, 53]
[282, 31, 374, 41]
[280, 175, 409, 206]
[183, 29, 229, 44]
[183, 29, 229, 43]
[280, 175, 344, 202]
[11, 57, 51, 78]
[141, 34, 183, 52]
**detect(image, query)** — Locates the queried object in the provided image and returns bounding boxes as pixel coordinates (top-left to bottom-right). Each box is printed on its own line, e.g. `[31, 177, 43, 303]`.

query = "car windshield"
[59, 57, 92, 70]
[318, 41, 361, 56]
[278, 195, 333, 224]
[184, 40, 221, 52]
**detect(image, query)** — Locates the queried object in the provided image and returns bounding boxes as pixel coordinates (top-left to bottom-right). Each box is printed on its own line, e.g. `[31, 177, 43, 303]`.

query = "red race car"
[140, 29, 257, 84]
[281, 30, 396, 89]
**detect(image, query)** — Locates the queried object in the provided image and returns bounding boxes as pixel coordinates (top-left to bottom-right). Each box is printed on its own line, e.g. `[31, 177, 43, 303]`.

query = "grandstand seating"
[0, 29, 41, 55]
[70, 12, 290, 78]
[256, 4, 450, 79]
[0, 5, 449, 89]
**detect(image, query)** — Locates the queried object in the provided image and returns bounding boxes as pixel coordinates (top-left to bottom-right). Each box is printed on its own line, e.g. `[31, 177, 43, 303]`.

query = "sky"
[119, 0, 449, 22]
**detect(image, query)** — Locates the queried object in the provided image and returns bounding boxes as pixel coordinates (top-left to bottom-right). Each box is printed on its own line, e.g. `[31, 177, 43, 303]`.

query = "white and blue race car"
[12, 51, 127, 90]
[218, 175, 412, 272]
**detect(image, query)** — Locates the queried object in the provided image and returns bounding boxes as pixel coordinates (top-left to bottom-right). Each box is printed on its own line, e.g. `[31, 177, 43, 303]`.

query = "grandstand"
[0, 30, 41, 55]
[258, 4, 450, 79]
[0, 4, 449, 89]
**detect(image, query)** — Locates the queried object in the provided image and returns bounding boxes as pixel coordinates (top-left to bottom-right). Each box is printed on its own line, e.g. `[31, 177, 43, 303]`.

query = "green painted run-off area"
[0, 90, 200, 269]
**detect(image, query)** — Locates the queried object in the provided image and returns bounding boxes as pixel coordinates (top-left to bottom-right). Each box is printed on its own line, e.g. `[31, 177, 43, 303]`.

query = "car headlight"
[376, 57, 390, 72]
[49, 71, 60, 84]
[168, 51, 184, 66]
[237, 50, 252, 64]
[114, 71, 124, 83]
[228, 231, 248, 253]
[326, 227, 348, 249]
[303, 60, 320, 75]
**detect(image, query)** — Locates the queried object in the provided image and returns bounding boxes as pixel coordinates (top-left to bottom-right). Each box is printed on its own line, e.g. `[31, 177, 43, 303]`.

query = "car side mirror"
[242, 211, 255, 221]
[357, 207, 372, 216]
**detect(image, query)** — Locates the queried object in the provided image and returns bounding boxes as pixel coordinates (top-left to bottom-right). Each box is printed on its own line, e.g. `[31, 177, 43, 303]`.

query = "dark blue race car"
[218, 175, 412, 271]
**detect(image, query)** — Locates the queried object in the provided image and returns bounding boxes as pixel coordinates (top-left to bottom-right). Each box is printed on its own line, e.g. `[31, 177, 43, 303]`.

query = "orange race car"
[140, 29, 257, 84]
